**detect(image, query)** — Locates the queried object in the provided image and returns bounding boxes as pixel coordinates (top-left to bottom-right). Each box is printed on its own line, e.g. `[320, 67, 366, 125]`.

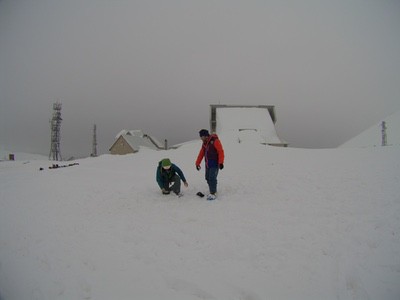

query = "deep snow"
[0, 140, 399, 300]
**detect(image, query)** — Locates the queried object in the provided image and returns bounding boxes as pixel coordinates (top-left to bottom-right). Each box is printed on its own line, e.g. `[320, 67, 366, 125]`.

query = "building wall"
[109, 136, 137, 155]
[210, 105, 276, 133]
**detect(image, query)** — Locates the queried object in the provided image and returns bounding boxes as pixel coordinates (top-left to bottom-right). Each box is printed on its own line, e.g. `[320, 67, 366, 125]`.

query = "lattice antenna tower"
[49, 102, 63, 161]
[91, 124, 98, 157]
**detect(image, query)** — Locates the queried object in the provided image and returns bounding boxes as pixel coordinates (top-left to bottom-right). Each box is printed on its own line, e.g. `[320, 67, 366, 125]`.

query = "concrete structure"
[210, 105, 288, 147]
[109, 130, 165, 155]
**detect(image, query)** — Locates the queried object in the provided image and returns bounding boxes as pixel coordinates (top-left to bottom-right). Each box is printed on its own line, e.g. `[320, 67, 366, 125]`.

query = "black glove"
[219, 164, 224, 170]
[196, 165, 201, 171]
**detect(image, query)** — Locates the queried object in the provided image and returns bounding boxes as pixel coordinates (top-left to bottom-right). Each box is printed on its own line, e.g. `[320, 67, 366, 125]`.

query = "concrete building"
[210, 105, 288, 147]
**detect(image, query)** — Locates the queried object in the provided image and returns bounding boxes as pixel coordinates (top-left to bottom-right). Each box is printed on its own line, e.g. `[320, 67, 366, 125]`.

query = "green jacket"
[156, 162, 187, 190]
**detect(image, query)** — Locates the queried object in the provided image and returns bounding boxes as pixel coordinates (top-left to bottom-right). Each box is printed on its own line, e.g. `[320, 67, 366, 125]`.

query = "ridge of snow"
[340, 110, 400, 148]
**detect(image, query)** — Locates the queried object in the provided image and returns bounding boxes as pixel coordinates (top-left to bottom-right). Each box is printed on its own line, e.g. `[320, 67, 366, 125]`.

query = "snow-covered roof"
[213, 106, 287, 145]
[114, 130, 165, 151]
[115, 130, 144, 139]
[340, 110, 400, 148]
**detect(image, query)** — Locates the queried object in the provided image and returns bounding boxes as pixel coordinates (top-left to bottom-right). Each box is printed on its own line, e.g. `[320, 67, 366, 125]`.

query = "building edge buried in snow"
[210, 104, 288, 147]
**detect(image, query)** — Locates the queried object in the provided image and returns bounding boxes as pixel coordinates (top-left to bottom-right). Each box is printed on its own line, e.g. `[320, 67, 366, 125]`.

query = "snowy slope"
[1, 141, 399, 300]
[0, 148, 48, 161]
[340, 110, 400, 148]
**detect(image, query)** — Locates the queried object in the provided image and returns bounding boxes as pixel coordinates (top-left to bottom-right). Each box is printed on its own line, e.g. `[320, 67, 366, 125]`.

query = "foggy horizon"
[1, 0, 399, 158]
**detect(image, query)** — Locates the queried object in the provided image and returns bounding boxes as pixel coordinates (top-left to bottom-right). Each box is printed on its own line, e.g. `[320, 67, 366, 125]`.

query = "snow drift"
[340, 110, 400, 148]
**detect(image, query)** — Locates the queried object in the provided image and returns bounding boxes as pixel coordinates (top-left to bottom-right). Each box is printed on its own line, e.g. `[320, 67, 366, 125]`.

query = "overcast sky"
[1, 0, 399, 158]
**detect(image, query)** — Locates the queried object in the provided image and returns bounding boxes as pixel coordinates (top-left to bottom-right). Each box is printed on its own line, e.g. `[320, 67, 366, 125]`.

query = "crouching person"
[156, 158, 188, 197]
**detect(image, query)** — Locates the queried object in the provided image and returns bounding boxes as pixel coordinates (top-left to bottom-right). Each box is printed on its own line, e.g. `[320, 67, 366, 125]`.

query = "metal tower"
[381, 121, 387, 146]
[49, 102, 62, 161]
[91, 124, 98, 157]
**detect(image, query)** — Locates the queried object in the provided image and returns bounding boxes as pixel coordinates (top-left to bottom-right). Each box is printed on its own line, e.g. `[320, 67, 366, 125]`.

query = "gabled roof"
[115, 130, 143, 139]
[111, 130, 165, 151]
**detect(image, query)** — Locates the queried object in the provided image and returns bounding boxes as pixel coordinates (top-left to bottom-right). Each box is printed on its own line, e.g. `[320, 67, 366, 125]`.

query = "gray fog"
[1, 0, 399, 158]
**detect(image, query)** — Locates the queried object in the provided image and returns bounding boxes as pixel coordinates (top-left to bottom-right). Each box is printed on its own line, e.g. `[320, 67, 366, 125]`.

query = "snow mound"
[340, 110, 400, 148]
[0, 148, 48, 161]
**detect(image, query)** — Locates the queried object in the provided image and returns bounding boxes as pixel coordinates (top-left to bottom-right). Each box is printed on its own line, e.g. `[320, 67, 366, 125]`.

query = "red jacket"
[196, 134, 224, 168]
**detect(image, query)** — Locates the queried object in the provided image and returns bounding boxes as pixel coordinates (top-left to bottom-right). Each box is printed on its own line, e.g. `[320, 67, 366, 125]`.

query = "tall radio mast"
[91, 124, 97, 157]
[49, 102, 62, 161]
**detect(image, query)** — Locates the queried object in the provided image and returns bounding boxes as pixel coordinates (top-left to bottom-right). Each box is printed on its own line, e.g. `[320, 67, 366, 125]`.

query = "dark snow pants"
[205, 167, 219, 194]
[167, 174, 181, 194]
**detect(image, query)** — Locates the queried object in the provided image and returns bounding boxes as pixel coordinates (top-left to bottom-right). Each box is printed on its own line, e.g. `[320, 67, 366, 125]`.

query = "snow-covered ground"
[1, 138, 399, 300]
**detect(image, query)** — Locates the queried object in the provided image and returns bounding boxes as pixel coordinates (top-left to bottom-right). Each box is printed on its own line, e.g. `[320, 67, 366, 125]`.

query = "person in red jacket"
[195, 129, 225, 200]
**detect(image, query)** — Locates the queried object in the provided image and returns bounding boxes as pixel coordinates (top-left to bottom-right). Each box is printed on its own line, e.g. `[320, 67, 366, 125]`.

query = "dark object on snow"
[196, 192, 205, 198]
[49, 162, 79, 169]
